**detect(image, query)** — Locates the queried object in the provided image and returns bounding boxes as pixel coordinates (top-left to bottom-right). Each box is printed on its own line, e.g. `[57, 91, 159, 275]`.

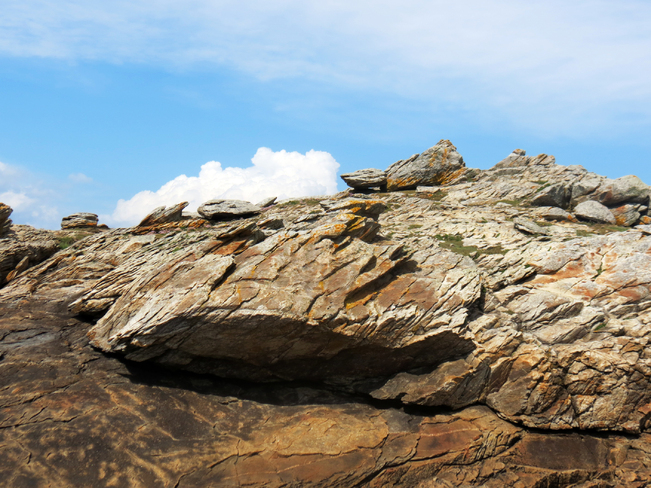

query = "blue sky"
[1, 0, 650, 228]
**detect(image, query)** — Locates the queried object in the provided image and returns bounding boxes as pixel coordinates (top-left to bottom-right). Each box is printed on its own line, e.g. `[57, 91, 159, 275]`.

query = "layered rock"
[0, 203, 12, 236]
[198, 199, 261, 220]
[4, 146, 651, 486]
[340, 168, 388, 190]
[386, 140, 466, 191]
[61, 212, 99, 230]
[138, 201, 189, 227]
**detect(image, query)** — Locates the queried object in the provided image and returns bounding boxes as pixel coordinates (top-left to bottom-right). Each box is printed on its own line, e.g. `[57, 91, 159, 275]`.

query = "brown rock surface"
[3, 146, 651, 486]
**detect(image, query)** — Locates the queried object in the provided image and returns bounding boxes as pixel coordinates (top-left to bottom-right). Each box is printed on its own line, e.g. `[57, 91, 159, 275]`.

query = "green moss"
[58, 236, 75, 249]
[408, 224, 423, 229]
[421, 189, 447, 202]
[435, 234, 506, 258]
[594, 322, 608, 331]
[496, 198, 525, 207]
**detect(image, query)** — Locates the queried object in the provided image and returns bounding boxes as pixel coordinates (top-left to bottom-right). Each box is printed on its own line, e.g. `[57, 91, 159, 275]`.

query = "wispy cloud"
[68, 172, 93, 184]
[104, 147, 340, 226]
[1, 1, 650, 134]
[0, 161, 60, 227]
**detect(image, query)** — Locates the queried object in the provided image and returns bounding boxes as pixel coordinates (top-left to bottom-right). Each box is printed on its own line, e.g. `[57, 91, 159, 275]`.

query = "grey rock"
[513, 218, 550, 236]
[61, 213, 98, 230]
[181, 211, 201, 220]
[534, 207, 574, 222]
[255, 196, 277, 208]
[494, 149, 528, 168]
[198, 199, 261, 220]
[340, 169, 387, 189]
[571, 177, 602, 205]
[593, 175, 651, 206]
[611, 204, 641, 227]
[574, 200, 616, 224]
[386, 140, 465, 191]
[138, 202, 189, 227]
[320, 198, 387, 219]
[531, 183, 571, 209]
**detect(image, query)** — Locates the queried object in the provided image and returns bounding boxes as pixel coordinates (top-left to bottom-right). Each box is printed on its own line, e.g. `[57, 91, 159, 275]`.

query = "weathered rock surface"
[4, 145, 651, 486]
[386, 140, 465, 191]
[340, 168, 388, 189]
[61, 212, 99, 229]
[198, 199, 261, 220]
[255, 196, 277, 207]
[574, 200, 617, 224]
[138, 201, 189, 227]
[0, 203, 12, 236]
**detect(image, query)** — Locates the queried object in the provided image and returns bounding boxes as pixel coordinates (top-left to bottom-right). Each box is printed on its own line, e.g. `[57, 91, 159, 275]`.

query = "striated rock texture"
[198, 199, 261, 220]
[4, 145, 651, 486]
[386, 140, 466, 191]
[340, 168, 388, 189]
[0, 203, 12, 236]
[61, 212, 99, 229]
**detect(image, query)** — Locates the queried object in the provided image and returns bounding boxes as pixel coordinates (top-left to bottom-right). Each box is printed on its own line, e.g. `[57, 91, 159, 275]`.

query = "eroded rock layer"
[3, 148, 651, 486]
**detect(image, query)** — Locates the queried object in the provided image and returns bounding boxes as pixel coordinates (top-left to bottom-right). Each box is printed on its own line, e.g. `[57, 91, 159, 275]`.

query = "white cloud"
[1, 1, 650, 133]
[0, 161, 61, 228]
[104, 147, 340, 226]
[0, 190, 34, 211]
[68, 172, 93, 183]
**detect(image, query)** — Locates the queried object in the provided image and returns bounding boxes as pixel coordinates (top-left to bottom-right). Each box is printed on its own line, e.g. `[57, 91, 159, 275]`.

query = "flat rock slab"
[340, 168, 387, 189]
[61, 212, 98, 229]
[198, 199, 261, 220]
[138, 202, 189, 227]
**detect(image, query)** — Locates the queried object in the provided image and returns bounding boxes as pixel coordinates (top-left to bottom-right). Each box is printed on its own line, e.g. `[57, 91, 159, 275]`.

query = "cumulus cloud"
[105, 147, 340, 227]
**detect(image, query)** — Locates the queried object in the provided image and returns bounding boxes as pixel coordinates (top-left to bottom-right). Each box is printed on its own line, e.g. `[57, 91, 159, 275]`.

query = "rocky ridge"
[2, 142, 651, 486]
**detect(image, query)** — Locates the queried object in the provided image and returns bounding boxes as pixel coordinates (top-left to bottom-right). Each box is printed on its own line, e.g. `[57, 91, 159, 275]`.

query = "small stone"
[61, 213, 98, 230]
[340, 169, 387, 189]
[138, 202, 189, 227]
[534, 207, 575, 222]
[255, 196, 277, 208]
[513, 218, 550, 236]
[573, 200, 616, 224]
[198, 199, 261, 220]
[494, 149, 528, 168]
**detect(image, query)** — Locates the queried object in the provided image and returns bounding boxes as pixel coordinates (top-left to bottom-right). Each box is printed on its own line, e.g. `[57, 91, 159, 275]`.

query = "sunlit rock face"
[3, 144, 651, 486]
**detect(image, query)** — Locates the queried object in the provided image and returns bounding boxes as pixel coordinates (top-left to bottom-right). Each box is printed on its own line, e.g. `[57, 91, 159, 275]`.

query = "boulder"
[593, 175, 651, 207]
[573, 200, 616, 224]
[0, 203, 12, 236]
[611, 204, 641, 227]
[386, 140, 465, 191]
[530, 183, 571, 209]
[138, 202, 189, 227]
[255, 196, 277, 208]
[340, 169, 387, 189]
[198, 199, 261, 220]
[61, 213, 98, 230]
[570, 176, 603, 205]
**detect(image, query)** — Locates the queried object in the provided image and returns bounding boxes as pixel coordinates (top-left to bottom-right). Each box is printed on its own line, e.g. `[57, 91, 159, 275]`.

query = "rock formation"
[3, 145, 651, 486]
[340, 168, 388, 190]
[197, 199, 261, 220]
[61, 212, 100, 230]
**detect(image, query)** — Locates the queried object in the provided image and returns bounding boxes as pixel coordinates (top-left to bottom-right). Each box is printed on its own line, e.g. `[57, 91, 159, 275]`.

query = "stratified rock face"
[386, 140, 465, 191]
[574, 200, 616, 224]
[6, 145, 651, 486]
[61, 212, 98, 229]
[530, 183, 571, 209]
[341, 168, 388, 189]
[0, 225, 59, 286]
[138, 201, 189, 227]
[198, 199, 261, 220]
[0, 203, 12, 236]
